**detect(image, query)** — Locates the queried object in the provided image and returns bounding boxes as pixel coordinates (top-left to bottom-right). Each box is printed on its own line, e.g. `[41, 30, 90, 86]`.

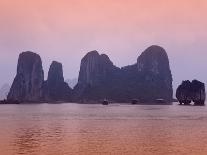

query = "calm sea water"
[0, 103, 207, 155]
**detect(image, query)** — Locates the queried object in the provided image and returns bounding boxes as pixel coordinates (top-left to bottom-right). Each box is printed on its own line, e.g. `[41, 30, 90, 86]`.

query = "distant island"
[0, 84, 10, 100]
[176, 80, 206, 106]
[1, 45, 205, 105]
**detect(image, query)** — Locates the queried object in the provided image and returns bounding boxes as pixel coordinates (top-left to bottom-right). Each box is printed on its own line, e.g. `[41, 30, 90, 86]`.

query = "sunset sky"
[0, 0, 206, 91]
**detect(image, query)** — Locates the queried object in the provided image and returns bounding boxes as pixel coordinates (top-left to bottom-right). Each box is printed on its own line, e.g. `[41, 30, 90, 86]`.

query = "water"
[0, 103, 207, 155]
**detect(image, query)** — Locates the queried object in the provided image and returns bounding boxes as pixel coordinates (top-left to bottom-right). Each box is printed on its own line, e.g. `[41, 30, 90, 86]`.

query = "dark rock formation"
[74, 45, 173, 103]
[176, 80, 192, 105]
[73, 50, 121, 101]
[191, 80, 206, 105]
[78, 51, 116, 85]
[43, 61, 72, 102]
[176, 80, 206, 106]
[136, 45, 173, 101]
[7, 51, 44, 102]
[7, 45, 173, 104]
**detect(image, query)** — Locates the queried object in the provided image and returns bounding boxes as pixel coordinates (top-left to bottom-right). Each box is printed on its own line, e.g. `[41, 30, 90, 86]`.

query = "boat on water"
[155, 99, 167, 104]
[102, 99, 109, 105]
[131, 99, 139, 105]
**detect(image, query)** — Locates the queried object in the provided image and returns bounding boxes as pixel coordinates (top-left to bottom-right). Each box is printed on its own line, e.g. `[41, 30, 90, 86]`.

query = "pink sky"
[0, 0, 207, 90]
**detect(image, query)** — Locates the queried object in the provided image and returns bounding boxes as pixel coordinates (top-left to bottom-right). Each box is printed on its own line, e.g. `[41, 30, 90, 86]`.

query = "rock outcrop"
[137, 46, 173, 101]
[74, 45, 173, 103]
[176, 80, 192, 105]
[176, 80, 206, 105]
[77, 51, 114, 86]
[7, 45, 173, 104]
[73, 50, 121, 101]
[191, 80, 206, 105]
[43, 61, 72, 102]
[7, 51, 44, 102]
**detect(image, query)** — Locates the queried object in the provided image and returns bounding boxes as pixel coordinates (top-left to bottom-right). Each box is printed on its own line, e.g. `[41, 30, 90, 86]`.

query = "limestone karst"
[176, 80, 206, 106]
[7, 51, 44, 102]
[7, 46, 174, 104]
[74, 45, 173, 103]
[7, 52, 72, 103]
[43, 61, 72, 102]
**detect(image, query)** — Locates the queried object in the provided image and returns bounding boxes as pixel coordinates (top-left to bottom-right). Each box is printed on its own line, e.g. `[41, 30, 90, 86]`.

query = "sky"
[0, 0, 206, 92]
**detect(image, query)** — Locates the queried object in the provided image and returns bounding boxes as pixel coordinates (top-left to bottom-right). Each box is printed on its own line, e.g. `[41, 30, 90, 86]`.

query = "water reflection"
[13, 127, 42, 154]
[13, 121, 67, 154]
[0, 103, 207, 155]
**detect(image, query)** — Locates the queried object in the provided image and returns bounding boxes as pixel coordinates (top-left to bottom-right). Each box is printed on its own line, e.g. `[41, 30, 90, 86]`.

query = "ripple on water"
[0, 103, 207, 155]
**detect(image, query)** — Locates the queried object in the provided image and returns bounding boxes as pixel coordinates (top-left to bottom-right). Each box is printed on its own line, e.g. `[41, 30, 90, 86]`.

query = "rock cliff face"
[78, 51, 115, 85]
[74, 46, 173, 103]
[7, 46, 173, 104]
[43, 61, 72, 102]
[7, 51, 44, 102]
[7, 52, 72, 103]
[73, 51, 120, 101]
[136, 45, 173, 102]
[176, 80, 192, 105]
[176, 80, 206, 105]
[191, 80, 206, 105]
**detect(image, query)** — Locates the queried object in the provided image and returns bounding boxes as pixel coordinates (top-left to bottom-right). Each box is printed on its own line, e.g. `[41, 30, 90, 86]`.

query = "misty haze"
[0, 0, 207, 155]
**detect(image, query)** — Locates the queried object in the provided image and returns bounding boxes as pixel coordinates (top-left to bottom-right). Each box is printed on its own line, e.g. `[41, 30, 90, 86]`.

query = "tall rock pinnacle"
[7, 51, 44, 102]
[43, 61, 72, 102]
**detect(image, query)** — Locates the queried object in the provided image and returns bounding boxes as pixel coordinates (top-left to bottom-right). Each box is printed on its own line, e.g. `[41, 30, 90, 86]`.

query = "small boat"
[102, 99, 109, 105]
[155, 99, 166, 104]
[131, 99, 139, 105]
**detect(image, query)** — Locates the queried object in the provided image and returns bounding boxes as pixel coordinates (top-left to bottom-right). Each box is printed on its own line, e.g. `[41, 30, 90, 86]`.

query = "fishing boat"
[102, 99, 109, 105]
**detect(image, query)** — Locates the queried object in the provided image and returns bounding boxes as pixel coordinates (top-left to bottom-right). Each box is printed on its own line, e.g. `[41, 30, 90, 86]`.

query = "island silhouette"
[1, 45, 206, 105]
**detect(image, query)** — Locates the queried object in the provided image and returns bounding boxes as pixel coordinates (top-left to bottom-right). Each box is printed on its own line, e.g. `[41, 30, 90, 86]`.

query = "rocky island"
[7, 52, 44, 102]
[7, 52, 73, 103]
[176, 80, 206, 106]
[43, 61, 72, 102]
[4, 45, 174, 104]
[74, 45, 173, 103]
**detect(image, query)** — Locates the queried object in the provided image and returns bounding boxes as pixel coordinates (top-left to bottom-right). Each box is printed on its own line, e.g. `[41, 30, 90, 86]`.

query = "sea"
[0, 103, 207, 155]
